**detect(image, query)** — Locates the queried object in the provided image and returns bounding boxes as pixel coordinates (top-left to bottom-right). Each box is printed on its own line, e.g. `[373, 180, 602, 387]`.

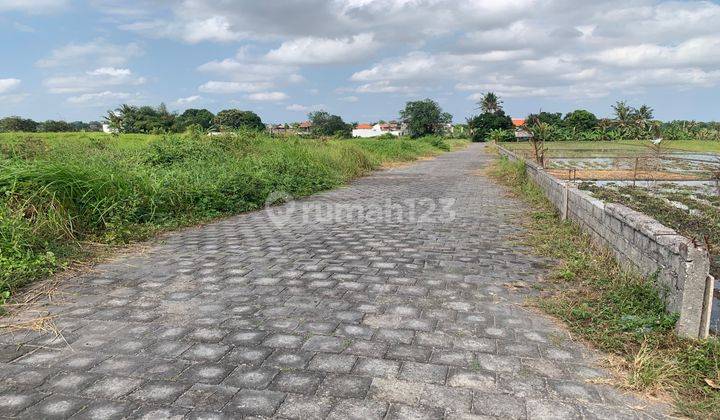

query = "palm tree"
[476, 92, 502, 114]
[611, 100, 633, 127]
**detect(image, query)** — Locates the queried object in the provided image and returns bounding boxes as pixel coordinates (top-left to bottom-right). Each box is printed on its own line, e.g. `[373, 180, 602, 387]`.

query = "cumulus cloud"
[286, 103, 324, 112]
[37, 39, 144, 68]
[120, 16, 242, 43]
[246, 92, 289, 102]
[0, 0, 67, 13]
[173, 95, 202, 105]
[265, 33, 378, 64]
[198, 81, 274, 93]
[66, 91, 138, 105]
[44, 67, 145, 94]
[0, 78, 21, 94]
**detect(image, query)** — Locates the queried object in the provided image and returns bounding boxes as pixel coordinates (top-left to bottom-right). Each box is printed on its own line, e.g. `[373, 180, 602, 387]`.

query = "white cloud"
[66, 91, 137, 105]
[266, 33, 378, 65]
[246, 91, 289, 102]
[120, 16, 242, 43]
[339, 95, 359, 102]
[37, 39, 144, 68]
[44, 67, 145, 94]
[0, 78, 21, 94]
[0, 0, 67, 13]
[174, 95, 202, 105]
[286, 103, 325, 112]
[594, 35, 720, 68]
[198, 81, 273, 93]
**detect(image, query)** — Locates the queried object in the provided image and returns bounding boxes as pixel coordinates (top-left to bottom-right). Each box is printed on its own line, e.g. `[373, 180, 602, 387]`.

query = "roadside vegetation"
[489, 156, 720, 418]
[0, 131, 463, 311]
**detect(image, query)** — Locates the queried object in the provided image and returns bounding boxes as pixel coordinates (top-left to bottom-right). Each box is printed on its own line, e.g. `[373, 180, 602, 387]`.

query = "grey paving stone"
[174, 383, 238, 410]
[327, 398, 388, 420]
[317, 374, 372, 398]
[353, 357, 401, 378]
[269, 371, 324, 395]
[70, 400, 138, 419]
[301, 335, 346, 353]
[386, 403, 445, 420]
[223, 367, 278, 389]
[82, 376, 144, 400]
[472, 392, 526, 419]
[228, 389, 284, 416]
[23, 394, 89, 419]
[276, 394, 333, 419]
[0, 391, 48, 417]
[308, 353, 357, 373]
[399, 361, 448, 384]
[179, 363, 234, 385]
[127, 380, 189, 404]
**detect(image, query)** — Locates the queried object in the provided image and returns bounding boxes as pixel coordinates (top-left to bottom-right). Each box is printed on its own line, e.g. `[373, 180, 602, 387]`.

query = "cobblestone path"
[0, 144, 669, 419]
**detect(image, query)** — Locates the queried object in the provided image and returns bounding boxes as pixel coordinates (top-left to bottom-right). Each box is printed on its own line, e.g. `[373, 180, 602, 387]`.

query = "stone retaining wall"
[497, 145, 714, 339]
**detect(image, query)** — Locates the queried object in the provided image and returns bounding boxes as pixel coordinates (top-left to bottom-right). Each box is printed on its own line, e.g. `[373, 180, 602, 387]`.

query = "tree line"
[466, 92, 720, 142]
[0, 116, 103, 133]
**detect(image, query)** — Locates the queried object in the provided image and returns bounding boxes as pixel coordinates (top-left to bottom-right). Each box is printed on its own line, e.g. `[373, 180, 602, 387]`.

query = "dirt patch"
[548, 169, 703, 181]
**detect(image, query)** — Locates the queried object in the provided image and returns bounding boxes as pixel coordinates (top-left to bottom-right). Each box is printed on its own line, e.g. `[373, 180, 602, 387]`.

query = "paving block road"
[0, 144, 669, 419]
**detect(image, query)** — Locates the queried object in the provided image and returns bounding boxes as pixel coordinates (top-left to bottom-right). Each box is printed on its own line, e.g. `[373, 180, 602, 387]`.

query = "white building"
[102, 123, 118, 134]
[352, 122, 403, 138]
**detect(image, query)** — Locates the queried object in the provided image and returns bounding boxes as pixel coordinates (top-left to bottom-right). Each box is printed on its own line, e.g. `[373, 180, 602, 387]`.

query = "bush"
[467, 111, 513, 142]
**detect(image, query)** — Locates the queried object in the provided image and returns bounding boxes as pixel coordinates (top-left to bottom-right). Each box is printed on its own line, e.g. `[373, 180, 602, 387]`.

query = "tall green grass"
[0, 132, 459, 298]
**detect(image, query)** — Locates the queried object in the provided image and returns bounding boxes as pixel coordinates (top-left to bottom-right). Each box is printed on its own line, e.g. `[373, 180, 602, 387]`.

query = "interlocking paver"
[1, 144, 670, 418]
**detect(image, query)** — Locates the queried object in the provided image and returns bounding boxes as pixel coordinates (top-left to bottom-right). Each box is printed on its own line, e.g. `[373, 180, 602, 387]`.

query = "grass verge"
[0, 132, 466, 311]
[488, 155, 720, 418]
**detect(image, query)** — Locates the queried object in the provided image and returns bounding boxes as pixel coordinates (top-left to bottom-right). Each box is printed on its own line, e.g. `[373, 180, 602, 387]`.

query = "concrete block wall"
[497, 146, 714, 339]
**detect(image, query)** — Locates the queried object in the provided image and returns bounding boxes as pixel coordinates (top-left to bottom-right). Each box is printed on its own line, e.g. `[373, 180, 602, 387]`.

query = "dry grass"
[548, 168, 702, 181]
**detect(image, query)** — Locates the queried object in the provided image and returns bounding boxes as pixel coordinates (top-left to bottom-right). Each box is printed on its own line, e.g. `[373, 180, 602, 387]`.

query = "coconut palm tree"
[476, 92, 502, 114]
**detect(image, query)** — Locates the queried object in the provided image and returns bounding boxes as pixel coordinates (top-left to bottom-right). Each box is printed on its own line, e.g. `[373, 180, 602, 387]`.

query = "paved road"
[0, 144, 668, 419]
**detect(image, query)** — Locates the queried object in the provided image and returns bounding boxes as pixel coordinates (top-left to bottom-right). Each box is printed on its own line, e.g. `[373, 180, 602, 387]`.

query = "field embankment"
[0, 131, 463, 305]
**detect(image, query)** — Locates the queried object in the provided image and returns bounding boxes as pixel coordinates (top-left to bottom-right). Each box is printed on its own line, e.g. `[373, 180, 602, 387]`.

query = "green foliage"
[466, 110, 513, 142]
[0, 132, 454, 302]
[0, 116, 38, 132]
[487, 129, 515, 143]
[308, 111, 351, 138]
[399, 99, 452, 138]
[175, 108, 215, 131]
[476, 92, 502, 114]
[563, 109, 598, 131]
[213, 109, 264, 131]
[525, 111, 562, 127]
[105, 103, 176, 134]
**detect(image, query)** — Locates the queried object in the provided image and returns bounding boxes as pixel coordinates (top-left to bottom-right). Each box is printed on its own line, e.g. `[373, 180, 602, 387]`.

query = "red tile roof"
[298, 121, 312, 128]
[512, 118, 525, 127]
[356, 123, 373, 129]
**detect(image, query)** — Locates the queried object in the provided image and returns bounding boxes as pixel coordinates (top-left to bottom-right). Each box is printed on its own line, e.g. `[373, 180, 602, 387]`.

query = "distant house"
[352, 121, 404, 138]
[512, 118, 532, 141]
[297, 121, 313, 135]
[267, 124, 289, 135]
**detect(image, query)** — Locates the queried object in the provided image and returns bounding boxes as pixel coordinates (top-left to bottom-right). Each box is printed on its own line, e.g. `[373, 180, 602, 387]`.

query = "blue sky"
[1, 0, 719, 124]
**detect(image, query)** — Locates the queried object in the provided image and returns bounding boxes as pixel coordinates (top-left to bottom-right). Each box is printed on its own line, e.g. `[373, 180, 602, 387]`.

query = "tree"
[399, 99, 452, 138]
[0, 116, 38, 132]
[105, 104, 176, 133]
[213, 109, 264, 131]
[175, 108, 215, 131]
[308, 111, 351, 138]
[525, 111, 562, 127]
[612, 101, 634, 127]
[466, 112, 513, 142]
[477, 92, 502, 114]
[563, 109, 598, 131]
[40, 120, 73, 132]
